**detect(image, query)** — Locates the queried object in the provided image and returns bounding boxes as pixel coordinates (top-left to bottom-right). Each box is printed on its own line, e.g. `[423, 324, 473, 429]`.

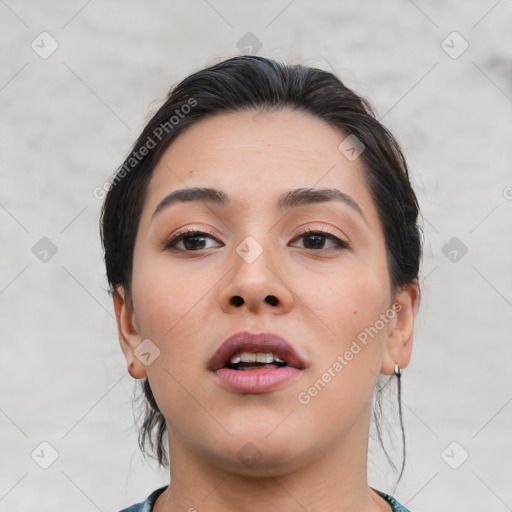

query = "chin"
[209, 434, 309, 477]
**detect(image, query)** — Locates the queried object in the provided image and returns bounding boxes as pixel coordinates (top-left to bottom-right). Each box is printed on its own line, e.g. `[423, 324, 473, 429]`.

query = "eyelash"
[164, 227, 350, 252]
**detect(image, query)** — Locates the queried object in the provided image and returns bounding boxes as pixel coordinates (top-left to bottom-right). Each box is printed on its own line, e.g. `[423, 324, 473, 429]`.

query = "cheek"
[130, 266, 211, 421]
[307, 264, 391, 341]
[131, 252, 206, 335]
[130, 252, 227, 375]
[303, 268, 391, 405]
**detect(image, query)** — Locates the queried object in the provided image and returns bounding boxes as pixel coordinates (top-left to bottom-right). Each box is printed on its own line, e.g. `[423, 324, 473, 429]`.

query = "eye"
[290, 227, 349, 251]
[164, 228, 222, 252]
[164, 227, 349, 252]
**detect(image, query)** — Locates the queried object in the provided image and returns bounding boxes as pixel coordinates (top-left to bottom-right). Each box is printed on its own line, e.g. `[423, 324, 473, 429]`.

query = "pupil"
[305, 235, 324, 249]
[184, 236, 206, 250]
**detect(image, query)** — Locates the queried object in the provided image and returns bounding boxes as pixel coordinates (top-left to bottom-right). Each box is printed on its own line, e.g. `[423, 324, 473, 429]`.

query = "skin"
[113, 108, 419, 512]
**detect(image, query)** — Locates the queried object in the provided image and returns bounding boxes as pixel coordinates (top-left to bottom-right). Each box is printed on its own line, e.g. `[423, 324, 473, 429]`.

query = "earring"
[394, 363, 402, 376]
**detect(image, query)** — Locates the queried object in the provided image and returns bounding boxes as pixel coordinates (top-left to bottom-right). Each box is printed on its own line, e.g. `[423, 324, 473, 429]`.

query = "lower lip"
[213, 367, 302, 393]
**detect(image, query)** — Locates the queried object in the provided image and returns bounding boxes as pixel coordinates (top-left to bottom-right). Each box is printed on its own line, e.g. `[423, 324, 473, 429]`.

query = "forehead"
[157, 109, 350, 177]
[141, 109, 380, 226]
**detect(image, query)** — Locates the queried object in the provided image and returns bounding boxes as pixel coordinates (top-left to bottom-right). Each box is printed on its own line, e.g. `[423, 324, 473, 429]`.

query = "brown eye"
[165, 229, 221, 251]
[291, 228, 349, 251]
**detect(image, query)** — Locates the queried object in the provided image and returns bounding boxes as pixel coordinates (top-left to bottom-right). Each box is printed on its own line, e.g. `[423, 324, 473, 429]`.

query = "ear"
[113, 286, 147, 379]
[381, 279, 419, 375]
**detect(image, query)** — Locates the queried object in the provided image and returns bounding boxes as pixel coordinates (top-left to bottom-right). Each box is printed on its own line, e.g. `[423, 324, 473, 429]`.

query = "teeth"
[229, 352, 286, 364]
[241, 353, 257, 363]
[256, 352, 273, 363]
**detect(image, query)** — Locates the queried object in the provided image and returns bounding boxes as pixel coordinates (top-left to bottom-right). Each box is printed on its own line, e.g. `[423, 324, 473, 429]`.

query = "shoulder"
[373, 488, 413, 512]
[117, 486, 168, 512]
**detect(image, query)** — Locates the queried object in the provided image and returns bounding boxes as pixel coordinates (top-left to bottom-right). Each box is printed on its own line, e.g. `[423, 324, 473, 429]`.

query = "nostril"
[230, 296, 244, 307]
[265, 295, 278, 306]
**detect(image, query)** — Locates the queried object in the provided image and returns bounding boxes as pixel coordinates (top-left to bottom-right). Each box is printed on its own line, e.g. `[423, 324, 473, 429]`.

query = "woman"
[101, 55, 421, 512]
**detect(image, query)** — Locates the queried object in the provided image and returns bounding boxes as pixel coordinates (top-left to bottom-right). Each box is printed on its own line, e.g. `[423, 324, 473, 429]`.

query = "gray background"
[1, 1, 511, 511]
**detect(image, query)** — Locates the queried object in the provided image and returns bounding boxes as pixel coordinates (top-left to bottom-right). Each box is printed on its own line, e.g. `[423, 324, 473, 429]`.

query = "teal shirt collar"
[119, 485, 412, 512]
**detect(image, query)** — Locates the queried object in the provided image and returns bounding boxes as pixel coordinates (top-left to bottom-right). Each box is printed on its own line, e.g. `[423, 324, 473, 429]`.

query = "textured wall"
[1, 1, 511, 511]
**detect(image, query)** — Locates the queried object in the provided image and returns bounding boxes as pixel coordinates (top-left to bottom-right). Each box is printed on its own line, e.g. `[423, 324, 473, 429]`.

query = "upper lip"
[207, 331, 306, 371]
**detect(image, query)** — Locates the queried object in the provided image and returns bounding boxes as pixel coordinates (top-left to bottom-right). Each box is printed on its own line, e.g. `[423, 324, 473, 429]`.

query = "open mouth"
[208, 331, 306, 393]
[207, 331, 307, 392]
[224, 352, 289, 371]
[214, 350, 302, 393]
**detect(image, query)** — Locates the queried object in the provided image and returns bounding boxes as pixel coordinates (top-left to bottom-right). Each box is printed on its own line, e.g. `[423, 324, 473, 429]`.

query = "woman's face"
[115, 108, 416, 476]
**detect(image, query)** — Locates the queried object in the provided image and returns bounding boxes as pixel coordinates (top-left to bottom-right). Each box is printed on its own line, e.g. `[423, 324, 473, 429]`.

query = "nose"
[218, 239, 294, 316]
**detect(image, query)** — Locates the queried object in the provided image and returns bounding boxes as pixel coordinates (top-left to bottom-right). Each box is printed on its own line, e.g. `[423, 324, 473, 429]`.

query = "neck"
[154, 411, 392, 512]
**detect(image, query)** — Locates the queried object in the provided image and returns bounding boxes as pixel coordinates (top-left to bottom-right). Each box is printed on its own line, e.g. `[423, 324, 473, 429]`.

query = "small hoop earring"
[394, 363, 402, 376]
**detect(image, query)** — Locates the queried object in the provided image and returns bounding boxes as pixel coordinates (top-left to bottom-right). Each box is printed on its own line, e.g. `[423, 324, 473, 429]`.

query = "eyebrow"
[151, 186, 367, 223]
